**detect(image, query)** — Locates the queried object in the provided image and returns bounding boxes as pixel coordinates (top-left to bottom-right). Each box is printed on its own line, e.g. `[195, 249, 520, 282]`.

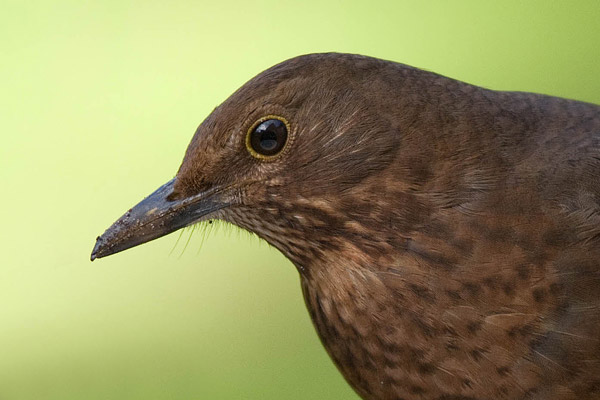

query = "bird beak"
[90, 178, 228, 261]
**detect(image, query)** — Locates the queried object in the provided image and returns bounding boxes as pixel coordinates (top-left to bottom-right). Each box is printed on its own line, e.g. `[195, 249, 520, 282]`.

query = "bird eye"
[246, 116, 289, 159]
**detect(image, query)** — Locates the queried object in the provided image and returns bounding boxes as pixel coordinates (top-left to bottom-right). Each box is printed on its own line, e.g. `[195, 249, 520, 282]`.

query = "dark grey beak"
[91, 178, 227, 261]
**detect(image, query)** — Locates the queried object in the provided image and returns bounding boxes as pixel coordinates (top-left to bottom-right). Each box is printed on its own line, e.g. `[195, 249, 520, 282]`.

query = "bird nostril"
[166, 191, 182, 202]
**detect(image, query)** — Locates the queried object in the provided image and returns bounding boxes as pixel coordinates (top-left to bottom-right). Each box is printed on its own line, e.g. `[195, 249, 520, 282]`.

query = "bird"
[91, 53, 600, 400]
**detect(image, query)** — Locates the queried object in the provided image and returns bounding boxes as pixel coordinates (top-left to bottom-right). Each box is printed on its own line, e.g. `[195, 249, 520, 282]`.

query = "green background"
[1, 1, 599, 399]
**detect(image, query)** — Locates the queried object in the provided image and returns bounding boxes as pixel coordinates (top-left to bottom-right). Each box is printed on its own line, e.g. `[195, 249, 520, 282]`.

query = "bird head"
[91, 53, 434, 268]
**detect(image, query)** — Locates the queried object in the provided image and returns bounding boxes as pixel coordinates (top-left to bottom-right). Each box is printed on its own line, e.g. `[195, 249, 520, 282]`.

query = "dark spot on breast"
[408, 347, 425, 361]
[503, 281, 516, 296]
[446, 290, 461, 301]
[470, 347, 486, 361]
[496, 366, 510, 376]
[445, 340, 460, 352]
[418, 362, 435, 375]
[487, 225, 513, 241]
[450, 237, 474, 254]
[409, 161, 434, 185]
[516, 264, 531, 280]
[423, 219, 452, 239]
[588, 380, 600, 393]
[355, 374, 372, 395]
[409, 283, 435, 303]
[519, 323, 534, 337]
[532, 287, 546, 302]
[549, 282, 562, 295]
[463, 282, 481, 297]
[407, 242, 457, 271]
[383, 355, 399, 369]
[378, 336, 399, 354]
[524, 388, 539, 397]
[350, 325, 363, 340]
[543, 227, 569, 246]
[483, 275, 501, 290]
[443, 325, 458, 337]
[467, 320, 483, 334]
[410, 385, 426, 394]
[362, 354, 377, 370]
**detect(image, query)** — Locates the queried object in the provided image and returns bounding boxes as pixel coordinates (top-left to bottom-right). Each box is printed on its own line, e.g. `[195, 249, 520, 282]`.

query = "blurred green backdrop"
[1, 1, 599, 399]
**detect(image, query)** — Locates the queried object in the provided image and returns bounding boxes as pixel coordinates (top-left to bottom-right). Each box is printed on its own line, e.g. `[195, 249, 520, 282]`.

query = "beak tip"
[90, 236, 104, 261]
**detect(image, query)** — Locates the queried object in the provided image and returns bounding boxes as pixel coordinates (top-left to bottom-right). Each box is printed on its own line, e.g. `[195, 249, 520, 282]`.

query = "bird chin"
[91, 178, 229, 260]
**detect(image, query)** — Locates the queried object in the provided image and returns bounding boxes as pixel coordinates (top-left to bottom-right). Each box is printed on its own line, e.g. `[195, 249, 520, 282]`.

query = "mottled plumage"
[92, 53, 600, 400]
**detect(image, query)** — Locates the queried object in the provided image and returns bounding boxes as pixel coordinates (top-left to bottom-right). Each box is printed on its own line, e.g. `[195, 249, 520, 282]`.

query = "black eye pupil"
[259, 132, 278, 151]
[250, 118, 288, 156]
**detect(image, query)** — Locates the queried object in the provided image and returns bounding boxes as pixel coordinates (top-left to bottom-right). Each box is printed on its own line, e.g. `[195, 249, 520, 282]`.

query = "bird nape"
[91, 53, 600, 400]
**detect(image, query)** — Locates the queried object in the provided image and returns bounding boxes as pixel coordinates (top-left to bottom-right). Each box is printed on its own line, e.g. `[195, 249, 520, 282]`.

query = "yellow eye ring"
[245, 115, 290, 160]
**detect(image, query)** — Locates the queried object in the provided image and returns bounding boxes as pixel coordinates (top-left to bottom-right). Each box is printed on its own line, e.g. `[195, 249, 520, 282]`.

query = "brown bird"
[91, 53, 600, 400]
